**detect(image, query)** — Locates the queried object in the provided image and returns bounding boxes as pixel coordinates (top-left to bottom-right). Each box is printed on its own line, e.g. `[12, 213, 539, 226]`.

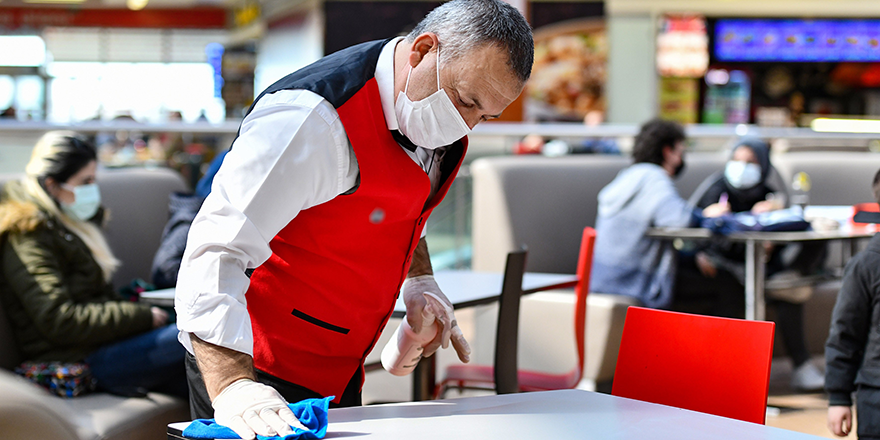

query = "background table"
[168, 389, 825, 440]
[391, 270, 579, 317]
[139, 271, 579, 313]
[395, 270, 578, 401]
[139, 288, 175, 307]
[647, 226, 874, 320]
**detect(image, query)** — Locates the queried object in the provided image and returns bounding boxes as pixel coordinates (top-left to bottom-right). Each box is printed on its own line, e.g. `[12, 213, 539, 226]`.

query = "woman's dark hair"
[39, 135, 97, 184]
[631, 119, 686, 165]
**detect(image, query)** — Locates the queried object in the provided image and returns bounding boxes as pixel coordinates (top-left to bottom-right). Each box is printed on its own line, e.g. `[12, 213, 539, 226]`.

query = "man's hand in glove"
[212, 378, 307, 440]
[402, 275, 471, 362]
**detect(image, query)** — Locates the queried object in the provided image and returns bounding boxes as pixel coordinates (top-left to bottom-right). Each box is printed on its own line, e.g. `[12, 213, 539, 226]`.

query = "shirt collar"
[376, 36, 404, 131]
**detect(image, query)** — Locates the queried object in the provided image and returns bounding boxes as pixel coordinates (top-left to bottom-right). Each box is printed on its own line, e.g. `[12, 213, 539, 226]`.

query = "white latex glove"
[402, 275, 471, 362]
[212, 378, 306, 440]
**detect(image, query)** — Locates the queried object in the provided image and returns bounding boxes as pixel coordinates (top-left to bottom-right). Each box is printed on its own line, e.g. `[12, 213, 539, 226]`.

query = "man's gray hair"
[406, 0, 534, 83]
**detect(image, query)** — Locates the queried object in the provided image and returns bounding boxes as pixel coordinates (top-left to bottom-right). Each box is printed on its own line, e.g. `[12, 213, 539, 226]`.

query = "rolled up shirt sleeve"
[174, 89, 356, 356]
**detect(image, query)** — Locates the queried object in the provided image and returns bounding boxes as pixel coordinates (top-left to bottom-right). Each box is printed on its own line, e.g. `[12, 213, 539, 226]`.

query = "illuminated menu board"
[715, 19, 880, 62]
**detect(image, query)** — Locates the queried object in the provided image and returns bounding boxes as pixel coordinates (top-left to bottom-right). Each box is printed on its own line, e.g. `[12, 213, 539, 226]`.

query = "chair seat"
[442, 364, 580, 393]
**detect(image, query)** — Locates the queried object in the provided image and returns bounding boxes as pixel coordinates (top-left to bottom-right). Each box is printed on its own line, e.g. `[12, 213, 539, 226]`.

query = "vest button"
[369, 208, 385, 224]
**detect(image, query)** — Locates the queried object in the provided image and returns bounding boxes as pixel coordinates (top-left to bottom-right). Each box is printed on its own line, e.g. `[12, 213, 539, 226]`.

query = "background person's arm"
[651, 177, 704, 228]
[825, 253, 874, 407]
[1, 232, 154, 346]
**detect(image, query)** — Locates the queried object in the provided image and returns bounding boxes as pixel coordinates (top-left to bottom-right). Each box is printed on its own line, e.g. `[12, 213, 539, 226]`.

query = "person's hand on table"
[212, 378, 307, 440]
[827, 405, 853, 437]
[751, 199, 783, 214]
[150, 306, 169, 328]
[702, 202, 730, 218]
[402, 275, 471, 363]
[695, 252, 717, 278]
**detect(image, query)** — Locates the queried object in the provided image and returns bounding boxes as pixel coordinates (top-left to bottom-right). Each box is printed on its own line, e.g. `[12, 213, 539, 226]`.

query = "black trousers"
[185, 352, 363, 419]
[858, 385, 880, 439]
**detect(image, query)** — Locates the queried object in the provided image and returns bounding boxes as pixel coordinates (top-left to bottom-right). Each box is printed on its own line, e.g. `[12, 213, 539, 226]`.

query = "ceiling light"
[127, 0, 148, 10]
[0, 36, 46, 67]
[811, 118, 880, 134]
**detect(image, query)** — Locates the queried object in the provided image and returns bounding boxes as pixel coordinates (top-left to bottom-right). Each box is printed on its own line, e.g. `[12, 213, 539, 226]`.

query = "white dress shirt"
[175, 37, 447, 356]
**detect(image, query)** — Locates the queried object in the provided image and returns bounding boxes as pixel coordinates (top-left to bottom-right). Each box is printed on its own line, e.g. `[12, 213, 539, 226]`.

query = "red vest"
[246, 78, 467, 401]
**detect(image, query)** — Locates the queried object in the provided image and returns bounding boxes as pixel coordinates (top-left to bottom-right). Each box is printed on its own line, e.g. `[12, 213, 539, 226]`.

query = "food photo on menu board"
[524, 18, 606, 122]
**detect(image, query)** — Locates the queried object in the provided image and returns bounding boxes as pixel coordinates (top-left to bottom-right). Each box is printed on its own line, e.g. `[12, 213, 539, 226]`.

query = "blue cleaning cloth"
[182, 397, 332, 440]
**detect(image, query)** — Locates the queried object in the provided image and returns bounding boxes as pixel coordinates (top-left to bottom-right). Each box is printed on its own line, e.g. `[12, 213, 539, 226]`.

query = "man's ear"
[408, 32, 439, 68]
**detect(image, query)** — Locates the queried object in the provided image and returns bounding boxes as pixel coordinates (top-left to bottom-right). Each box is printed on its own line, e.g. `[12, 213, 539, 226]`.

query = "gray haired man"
[174, 0, 534, 438]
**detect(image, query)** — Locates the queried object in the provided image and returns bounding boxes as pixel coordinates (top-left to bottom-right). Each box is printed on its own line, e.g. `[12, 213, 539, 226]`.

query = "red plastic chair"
[611, 306, 776, 424]
[433, 227, 595, 397]
[517, 226, 594, 391]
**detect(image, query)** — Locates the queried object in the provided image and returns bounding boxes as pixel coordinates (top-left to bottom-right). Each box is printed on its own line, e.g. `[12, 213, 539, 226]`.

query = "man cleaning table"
[174, 1, 534, 438]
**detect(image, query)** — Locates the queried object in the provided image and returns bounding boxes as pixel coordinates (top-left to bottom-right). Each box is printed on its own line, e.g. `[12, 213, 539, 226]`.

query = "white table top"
[169, 389, 824, 439]
[326, 390, 822, 440]
[138, 287, 175, 302]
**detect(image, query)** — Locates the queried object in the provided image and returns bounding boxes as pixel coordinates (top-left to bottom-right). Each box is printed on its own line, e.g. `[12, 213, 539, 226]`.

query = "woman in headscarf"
[0, 131, 186, 397]
[697, 138, 782, 213]
[675, 138, 825, 392]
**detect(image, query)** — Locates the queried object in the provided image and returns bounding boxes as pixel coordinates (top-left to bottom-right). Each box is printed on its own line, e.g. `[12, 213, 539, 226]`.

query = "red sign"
[0, 7, 227, 30]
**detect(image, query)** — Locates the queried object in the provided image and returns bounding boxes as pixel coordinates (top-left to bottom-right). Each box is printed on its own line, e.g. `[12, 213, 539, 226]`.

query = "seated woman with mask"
[674, 138, 826, 392]
[0, 131, 187, 398]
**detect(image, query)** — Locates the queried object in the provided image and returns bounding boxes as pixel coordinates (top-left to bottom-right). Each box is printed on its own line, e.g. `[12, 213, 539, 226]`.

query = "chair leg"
[432, 381, 448, 400]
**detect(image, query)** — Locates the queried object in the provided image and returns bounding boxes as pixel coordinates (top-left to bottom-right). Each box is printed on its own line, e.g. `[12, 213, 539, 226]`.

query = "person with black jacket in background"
[826, 169, 880, 439]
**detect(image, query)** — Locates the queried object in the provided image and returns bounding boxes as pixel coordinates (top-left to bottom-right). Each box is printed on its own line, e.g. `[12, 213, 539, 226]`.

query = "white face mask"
[394, 45, 471, 150]
[61, 183, 101, 221]
[724, 161, 762, 189]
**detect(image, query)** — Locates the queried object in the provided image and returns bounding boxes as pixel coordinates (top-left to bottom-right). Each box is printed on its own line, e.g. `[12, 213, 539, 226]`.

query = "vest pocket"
[291, 309, 350, 334]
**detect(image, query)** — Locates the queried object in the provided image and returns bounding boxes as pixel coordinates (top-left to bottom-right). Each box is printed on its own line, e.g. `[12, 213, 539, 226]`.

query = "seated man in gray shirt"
[591, 119, 727, 308]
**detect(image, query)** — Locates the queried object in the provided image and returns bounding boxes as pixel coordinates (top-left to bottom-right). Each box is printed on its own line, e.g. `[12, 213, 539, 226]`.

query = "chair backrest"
[612, 307, 775, 424]
[573, 227, 596, 384]
[494, 248, 527, 394]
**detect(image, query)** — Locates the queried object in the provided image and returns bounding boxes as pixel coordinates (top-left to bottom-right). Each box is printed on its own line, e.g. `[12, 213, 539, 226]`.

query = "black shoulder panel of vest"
[247, 38, 391, 114]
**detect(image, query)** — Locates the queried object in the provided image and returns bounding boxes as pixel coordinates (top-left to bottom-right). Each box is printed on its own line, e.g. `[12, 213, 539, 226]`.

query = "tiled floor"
[767, 393, 839, 438]
[765, 357, 848, 439]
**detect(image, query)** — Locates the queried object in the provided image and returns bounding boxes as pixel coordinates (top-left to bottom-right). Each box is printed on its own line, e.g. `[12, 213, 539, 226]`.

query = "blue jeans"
[85, 323, 188, 398]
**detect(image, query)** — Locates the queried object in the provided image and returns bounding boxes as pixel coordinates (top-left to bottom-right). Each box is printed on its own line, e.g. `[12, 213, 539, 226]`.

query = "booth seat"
[0, 167, 191, 440]
[470, 152, 880, 389]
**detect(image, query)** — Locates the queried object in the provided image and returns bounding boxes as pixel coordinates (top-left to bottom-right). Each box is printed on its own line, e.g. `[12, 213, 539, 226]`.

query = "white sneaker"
[790, 362, 824, 392]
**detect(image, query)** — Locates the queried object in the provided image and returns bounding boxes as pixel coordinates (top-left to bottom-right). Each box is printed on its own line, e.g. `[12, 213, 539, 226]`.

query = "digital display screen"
[715, 19, 880, 62]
